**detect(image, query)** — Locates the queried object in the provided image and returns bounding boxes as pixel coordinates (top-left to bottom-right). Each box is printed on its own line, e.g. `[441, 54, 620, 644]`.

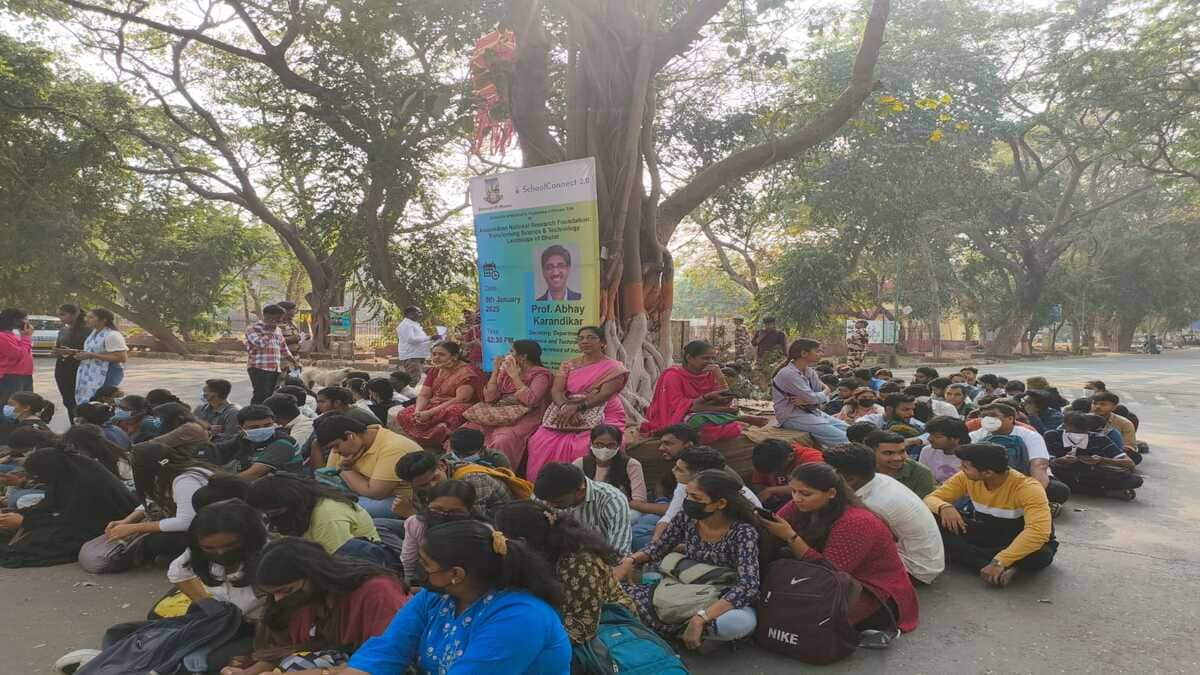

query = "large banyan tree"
[500, 0, 891, 417]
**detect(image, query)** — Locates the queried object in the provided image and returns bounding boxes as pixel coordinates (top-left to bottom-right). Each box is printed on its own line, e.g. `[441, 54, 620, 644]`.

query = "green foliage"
[759, 239, 860, 331]
[673, 264, 755, 320]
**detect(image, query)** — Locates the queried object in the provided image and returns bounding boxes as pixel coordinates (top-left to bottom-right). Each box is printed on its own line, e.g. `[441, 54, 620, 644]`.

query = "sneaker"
[55, 649, 100, 674]
[858, 628, 901, 649]
[1049, 502, 1063, 518]
[1106, 488, 1137, 502]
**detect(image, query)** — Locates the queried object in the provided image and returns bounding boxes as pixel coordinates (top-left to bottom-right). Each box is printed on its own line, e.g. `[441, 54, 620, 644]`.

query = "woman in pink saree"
[462, 339, 554, 466]
[393, 341, 482, 449]
[640, 340, 744, 445]
[525, 326, 628, 481]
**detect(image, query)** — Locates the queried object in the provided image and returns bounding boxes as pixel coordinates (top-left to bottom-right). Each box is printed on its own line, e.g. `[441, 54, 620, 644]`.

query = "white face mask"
[1082, 388, 1094, 396]
[591, 445, 620, 462]
[981, 416, 1004, 433]
[1064, 432, 1090, 448]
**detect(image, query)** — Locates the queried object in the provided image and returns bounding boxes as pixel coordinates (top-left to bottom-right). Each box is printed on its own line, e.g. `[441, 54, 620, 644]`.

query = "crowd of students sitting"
[0, 325, 1151, 674]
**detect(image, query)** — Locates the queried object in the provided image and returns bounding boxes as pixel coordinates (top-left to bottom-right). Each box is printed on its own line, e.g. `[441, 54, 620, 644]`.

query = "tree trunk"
[920, 240, 943, 359]
[77, 291, 191, 355]
[987, 273, 1046, 355]
[1116, 312, 1143, 352]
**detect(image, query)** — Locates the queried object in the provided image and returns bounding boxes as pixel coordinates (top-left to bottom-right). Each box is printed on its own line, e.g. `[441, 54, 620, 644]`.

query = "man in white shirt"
[395, 306, 436, 383]
[969, 402, 1070, 511]
[653, 446, 762, 542]
[824, 443, 945, 584]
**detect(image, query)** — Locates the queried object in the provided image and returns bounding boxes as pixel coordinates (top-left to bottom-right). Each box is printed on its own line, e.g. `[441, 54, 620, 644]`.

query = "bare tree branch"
[652, 0, 732, 72]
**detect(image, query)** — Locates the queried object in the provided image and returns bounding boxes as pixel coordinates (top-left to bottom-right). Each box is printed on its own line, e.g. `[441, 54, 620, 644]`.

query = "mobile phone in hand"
[754, 507, 777, 521]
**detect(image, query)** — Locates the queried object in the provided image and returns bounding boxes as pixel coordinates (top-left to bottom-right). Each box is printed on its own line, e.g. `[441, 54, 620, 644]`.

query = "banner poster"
[845, 319, 897, 344]
[329, 307, 353, 337]
[470, 157, 600, 370]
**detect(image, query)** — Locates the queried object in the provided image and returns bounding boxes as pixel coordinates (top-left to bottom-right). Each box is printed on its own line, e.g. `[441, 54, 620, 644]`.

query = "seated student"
[905, 383, 957, 419]
[859, 393, 926, 432]
[346, 377, 371, 412]
[750, 438, 825, 512]
[75, 401, 131, 449]
[1020, 389, 1064, 434]
[445, 426, 512, 469]
[835, 386, 886, 422]
[614, 469, 760, 649]
[146, 402, 213, 454]
[628, 423, 700, 551]
[824, 378, 861, 415]
[388, 371, 418, 403]
[246, 473, 388, 562]
[315, 386, 383, 427]
[1004, 379, 1026, 399]
[461, 339, 554, 468]
[0, 447, 139, 568]
[394, 450, 519, 519]
[912, 366, 939, 386]
[113, 394, 160, 443]
[494, 501, 636, 646]
[925, 443, 1057, 587]
[1045, 412, 1142, 500]
[822, 444, 945, 584]
[0, 427, 58, 508]
[400, 480, 478, 586]
[62, 423, 131, 482]
[652, 445, 763, 543]
[276, 384, 318, 419]
[1085, 380, 1140, 429]
[105, 444, 220, 561]
[758, 462, 918, 639]
[1, 391, 55, 445]
[222, 538, 410, 675]
[920, 416, 970, 483]
[262, 393, 313, 451]
[344, 520, 569, 674]
[314, 413, 421, 519]
[572, 423, 646, 505]
[771, 339, 850, 446]
[91, 384, 124, 407]
[1090, 392, 1141, 462]
[534, 462, 632, 556]
[864, 430, 936, 498]
[194, 378, 241, 442]
[944, 383, 978, 419]
[212, 404, 304, 479]
[364, 378, 401, 426]
[846, 420, 879, 444]
[927, 376, 952, 401]
[969, 403, 1069, 509]
[393, 341, 483, 450]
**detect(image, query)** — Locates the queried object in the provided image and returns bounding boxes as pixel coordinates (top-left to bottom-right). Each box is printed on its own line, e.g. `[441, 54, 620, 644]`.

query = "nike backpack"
[754, 557, 863, 664]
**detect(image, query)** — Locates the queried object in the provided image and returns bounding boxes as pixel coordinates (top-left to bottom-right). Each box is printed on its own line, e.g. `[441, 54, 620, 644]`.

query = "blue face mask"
[112, 409, 133, 422]
[2, 405, 13, 418]
[244, 426, 278, 443]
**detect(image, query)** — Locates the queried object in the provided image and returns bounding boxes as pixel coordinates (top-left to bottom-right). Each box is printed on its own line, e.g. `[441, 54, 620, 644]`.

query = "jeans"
[1050, 461, 1143, 495]
[358, 496, 396, 519]
[778, 412, 850, 447]
[631, 513, 661, 552]
[335, 537, 401, 569]
[247, 368, 280, 405]
[707, 607, 757, 641]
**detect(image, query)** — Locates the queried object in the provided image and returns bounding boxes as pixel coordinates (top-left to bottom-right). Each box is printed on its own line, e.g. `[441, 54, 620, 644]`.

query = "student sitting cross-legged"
[1044, 412, 1143, 501]
[924, 443, 1058, 588]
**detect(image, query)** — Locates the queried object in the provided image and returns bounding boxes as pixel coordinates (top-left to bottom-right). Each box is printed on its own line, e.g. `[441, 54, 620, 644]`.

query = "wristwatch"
[989, 558, 1006, 569]
[694, 609, 710, 623]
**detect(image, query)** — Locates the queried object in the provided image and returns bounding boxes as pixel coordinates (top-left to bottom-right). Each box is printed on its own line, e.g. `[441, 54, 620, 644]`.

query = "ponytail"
[10, 392, 55, 424]
[424, 520, 563, 609]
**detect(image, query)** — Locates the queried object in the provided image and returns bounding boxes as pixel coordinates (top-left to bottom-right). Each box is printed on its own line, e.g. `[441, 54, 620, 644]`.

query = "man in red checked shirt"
[245, 304, 296, 404]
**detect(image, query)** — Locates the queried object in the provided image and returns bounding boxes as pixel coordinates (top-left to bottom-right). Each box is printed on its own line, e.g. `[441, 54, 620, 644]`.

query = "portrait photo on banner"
[534, 243, 583, 303]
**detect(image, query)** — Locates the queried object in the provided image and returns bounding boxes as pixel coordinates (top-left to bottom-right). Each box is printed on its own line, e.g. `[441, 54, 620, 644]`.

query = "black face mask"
[682, 499, 715, 521]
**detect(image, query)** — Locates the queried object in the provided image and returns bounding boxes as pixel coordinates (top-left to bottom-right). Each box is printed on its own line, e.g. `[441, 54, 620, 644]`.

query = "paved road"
[4, 352, 1200, 673]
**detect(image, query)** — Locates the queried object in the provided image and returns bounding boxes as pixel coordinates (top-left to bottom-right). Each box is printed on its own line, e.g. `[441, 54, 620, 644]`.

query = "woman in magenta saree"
[462, 339, 554, 467]
[393, 341, 482, 449]
[640, 340, 743, 445]
[525, 326, 628, 481]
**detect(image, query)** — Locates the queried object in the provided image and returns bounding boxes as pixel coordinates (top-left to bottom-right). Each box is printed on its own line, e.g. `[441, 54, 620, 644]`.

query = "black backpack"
[754, 558, 863, 665]
[78, 599, 243, 675]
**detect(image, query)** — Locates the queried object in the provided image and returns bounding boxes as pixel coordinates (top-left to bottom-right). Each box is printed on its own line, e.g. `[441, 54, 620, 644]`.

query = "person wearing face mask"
[138, 402, 213, 456]
[194, 378, 241, 442]
[398, 479, 478, 586]
[245, 473, 390, 566]
[112, 394, 161, 443]
[75, 401, 131, 449]
[494, 501, 636, 647]
[614, 469, 761, 650]
[835, 386, 885, 422]
[217, 537, 409, 675]
[0, 391, 54, 446]
[968, 403, 1068, 512]
[344, 520, 568, 675]
[533, 462, 632, 555]
[393, 450, 522, 520]
[212, 405, 303, 480]
[573, 424, 645, 505]
[757, 462, 917, 643]
[1044, 412, 1142, 500]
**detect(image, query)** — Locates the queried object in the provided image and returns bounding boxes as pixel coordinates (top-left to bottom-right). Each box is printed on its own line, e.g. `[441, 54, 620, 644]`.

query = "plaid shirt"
[245, 321, 293, 372]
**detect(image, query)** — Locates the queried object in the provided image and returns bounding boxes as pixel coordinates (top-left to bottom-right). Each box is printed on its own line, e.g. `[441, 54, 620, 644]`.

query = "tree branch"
[652, 0, 733, 72]
[655, 0, 891, 242]
[507, 0, 566, 165]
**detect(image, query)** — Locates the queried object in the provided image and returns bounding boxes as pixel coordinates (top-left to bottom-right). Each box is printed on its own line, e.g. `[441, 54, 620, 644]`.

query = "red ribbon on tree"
[469, 29, 517, 156]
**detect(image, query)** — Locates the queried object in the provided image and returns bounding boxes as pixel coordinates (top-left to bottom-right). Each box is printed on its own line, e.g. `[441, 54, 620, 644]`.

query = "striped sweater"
[924, 469, 1052, 567]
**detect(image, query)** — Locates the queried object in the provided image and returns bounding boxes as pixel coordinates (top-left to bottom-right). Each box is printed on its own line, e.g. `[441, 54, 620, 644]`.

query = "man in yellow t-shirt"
[315, 413, 422, 518]
[925, 442, 1057, 588]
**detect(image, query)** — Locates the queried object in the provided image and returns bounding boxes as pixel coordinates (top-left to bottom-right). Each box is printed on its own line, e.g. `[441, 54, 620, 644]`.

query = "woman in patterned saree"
[524, 326, 628, 481]
[393, 341, 482, 449]
[73, 308, 129, 405]
[461, 339, 554, 467]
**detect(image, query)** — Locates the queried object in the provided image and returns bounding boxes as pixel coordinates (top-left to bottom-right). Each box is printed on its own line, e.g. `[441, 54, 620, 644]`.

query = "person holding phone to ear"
[0, 308, 35, 406]
[641, 340, 765, 446]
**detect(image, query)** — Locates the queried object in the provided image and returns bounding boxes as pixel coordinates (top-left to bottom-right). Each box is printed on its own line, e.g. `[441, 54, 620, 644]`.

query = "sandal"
[858, 628, 900, 649]
[1106, 488, 1137, 502]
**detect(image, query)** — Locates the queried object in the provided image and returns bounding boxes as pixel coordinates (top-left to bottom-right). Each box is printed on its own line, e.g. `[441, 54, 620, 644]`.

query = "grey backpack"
[77, 599, 243, 675]
[651, 552, 738, 625]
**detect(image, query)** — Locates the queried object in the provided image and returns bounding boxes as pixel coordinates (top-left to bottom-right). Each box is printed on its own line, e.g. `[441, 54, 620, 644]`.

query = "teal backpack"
[574, 603, 690, 674]
[982, 433, 1031, 475]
